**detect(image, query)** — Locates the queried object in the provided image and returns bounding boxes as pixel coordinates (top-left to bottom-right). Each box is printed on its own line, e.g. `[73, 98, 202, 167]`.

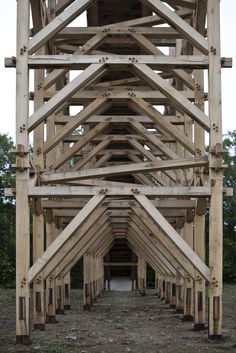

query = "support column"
[208, 0, 223, 338]
[45, 219, 57, 323]
[64, 272, 71, 310]
[83, 253, 92, 310]
[15, 0, 30, 345]
[183, 221, 194, 321]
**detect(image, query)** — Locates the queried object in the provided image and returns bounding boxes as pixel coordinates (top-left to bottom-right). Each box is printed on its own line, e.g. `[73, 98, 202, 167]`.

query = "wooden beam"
[28, 64, 106, 131]
[15, 0, 30, 344]
[28, 185, 212, 197]
[43, 98, 110, 154]
[132, 63, 210, 131]
[29, 0, 96, 54]
[129, 98, 195, 154]
[43, 198, 196, 209]
[44, 32, 107, 90]
[28, 194, 105, 283]
[142, 0, 208, 54]
[43, 209, 108, 280]
[54, 122, 109, 169]
[26, 55, 232, 69]
[129, 120, 179, 159]
[41, 157, 208, 183]
[134, 194, 210, 281]
[131, 32, 194, 90]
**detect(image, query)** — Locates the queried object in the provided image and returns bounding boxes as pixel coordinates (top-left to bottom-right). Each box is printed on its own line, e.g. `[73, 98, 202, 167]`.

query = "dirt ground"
[0, 285, 235, 353]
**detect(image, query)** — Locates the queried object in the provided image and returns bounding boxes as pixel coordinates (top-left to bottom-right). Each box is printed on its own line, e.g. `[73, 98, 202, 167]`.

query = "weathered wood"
[207, 0, 223, 338]
[28, 64, 106, 131]
[133, 63, 210, 131]
[28, 194, 105, 284]
[133, 195, 210, 281]
[15, 0, 30, 344]
[29, 0, 96, 54]
[142, 0, 208, 54]
[41, 157, 207, 183]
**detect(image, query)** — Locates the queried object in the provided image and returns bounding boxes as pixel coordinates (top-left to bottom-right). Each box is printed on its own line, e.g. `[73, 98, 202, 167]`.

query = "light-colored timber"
[7, 0, 230, 344]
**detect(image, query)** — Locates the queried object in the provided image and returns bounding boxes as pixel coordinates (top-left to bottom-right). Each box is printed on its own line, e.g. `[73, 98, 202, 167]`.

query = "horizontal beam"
[43, 199, 196, 209]
[25, 55, 232, 69]
[41, 157, 208, 183]
[28, 186, 212, 197]
[104, 262, 137, 266]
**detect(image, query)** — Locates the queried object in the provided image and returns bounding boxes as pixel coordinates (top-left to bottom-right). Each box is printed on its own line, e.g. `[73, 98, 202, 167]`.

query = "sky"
[0, 0, 235, 141]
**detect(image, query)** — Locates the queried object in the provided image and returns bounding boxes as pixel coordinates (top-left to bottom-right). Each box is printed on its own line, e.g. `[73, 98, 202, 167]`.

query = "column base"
[46, 315, 57, 324]
[208, 335, 222, 340]
[141, 292, 146, 297]
[34, 324, 45, 331]
[194, 323, 206, 331]
[64, 305, 71, 310]
[16, 335, 30, 345]
[83, 304, 91, 310]
[56, 309, 65, 315]
[182, 315, 194, 322]
[175, 308, 184, 314]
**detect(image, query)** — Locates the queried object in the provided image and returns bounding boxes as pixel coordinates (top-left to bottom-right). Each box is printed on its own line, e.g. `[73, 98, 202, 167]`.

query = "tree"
[0, 134, 16, 286]
[223, 130, 236, 282]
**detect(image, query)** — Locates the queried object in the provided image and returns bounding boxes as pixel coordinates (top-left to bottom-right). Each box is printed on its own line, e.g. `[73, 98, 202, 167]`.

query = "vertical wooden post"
[183, 221, 194, 321]
[32, 45, 45, 330]
[170, 277, 177, 309]
[193, 42, 206, 330]
[83, 253, 91, 310]
[15, 0, 30, 345]
[45, 220, 57, 323]
[208, 0, 223, 339]
[64, 272, 71, 310]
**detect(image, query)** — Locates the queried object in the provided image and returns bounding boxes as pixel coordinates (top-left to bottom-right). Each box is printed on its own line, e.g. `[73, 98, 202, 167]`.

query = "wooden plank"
[133, 63, 210, 131]
[134, 194, 210, 281]
[41, 157, 208, 183]
[28, 64, 106, 131]
[28, 194, 105, 283]
[142, 0, 208, 54]
[29, 0, 96, 54]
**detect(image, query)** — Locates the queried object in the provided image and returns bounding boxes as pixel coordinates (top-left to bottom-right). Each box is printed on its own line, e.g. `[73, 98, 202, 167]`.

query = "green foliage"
[0, 134, 16, 287]
[223, 131, 236, 282]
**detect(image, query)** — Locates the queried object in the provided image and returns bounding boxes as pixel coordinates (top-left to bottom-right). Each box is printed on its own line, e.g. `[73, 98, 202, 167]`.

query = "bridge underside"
[8, 0, 231, 344]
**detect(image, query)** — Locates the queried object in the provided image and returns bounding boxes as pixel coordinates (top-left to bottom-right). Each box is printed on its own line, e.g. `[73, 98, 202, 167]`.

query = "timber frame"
[5, 0, 232, 344]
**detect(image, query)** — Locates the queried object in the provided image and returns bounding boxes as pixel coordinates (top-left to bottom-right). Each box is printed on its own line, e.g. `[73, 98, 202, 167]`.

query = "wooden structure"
[5, 0, 232, 344]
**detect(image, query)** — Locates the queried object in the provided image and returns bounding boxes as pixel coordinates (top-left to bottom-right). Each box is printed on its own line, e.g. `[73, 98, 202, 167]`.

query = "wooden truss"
[7, 0, 232, 344]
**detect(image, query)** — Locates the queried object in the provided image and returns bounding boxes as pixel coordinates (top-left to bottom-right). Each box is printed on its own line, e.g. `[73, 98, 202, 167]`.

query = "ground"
[0, 285, 236, 353]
